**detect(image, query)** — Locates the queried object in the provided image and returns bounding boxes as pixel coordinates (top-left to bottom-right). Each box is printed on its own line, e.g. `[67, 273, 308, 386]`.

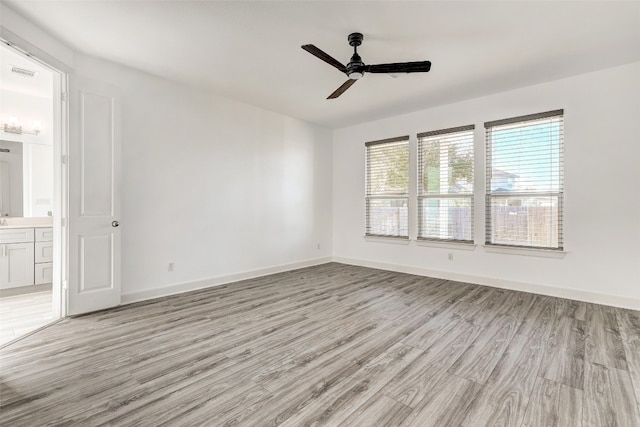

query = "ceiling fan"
[301, 32, 432, 99]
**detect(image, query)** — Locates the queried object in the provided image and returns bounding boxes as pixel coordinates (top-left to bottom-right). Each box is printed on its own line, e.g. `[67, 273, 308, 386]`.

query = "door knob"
[112, 221, 119, 227]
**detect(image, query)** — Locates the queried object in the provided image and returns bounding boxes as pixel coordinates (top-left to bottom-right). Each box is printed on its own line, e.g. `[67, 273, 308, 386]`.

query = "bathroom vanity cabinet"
[0, 227, 53, 289]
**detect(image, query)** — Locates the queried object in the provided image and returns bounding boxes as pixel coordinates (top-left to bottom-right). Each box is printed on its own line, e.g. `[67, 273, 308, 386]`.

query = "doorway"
[0, 40, 66, 346]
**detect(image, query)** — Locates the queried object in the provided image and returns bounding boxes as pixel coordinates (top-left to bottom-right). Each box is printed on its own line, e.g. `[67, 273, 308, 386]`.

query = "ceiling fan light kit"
[302, 32, 432, 99]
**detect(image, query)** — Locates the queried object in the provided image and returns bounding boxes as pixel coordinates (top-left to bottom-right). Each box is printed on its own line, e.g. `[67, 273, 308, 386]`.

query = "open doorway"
[0, 41, 65, 346]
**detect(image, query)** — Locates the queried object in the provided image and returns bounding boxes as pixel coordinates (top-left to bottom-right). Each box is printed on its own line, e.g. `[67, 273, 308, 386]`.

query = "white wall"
[333, 62, 640, 310]
[2, 4, 333, 302]
[0, 89, 55, 217]
[73, 55, 333, 299]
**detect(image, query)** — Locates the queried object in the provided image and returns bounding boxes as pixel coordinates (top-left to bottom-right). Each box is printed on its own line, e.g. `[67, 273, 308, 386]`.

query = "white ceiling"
[5, 1, 640, 128]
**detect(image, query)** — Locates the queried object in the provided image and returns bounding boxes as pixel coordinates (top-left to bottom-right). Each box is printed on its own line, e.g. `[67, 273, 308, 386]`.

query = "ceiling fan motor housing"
[347, 32, 365, 79]
[348, 32, 363, 47]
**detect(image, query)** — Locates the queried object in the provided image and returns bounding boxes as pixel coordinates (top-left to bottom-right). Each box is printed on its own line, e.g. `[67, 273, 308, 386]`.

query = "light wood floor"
[1, 263, 639, 426]
[0, 288, 55, 346]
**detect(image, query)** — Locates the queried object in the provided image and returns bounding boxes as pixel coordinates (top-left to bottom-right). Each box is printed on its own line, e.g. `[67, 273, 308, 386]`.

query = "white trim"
[0, 28, 73, 73]
[416, 240, 476, 251]
[52, 64, 68, 318]
[483, 244, 566, 258]
[364, 236, 410, 245]
[332, 256, 640, 311]
[121, 256, 333, 305]
[0, 39, 68, 318]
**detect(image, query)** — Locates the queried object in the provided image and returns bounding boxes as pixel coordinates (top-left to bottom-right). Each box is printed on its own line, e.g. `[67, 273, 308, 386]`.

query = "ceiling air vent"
[10, 65, 38, 78]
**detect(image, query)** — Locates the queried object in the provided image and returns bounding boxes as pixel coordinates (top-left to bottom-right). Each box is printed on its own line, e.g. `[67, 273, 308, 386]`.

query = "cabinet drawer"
[35, 242, 54, 263]
[35, 227, 54, 242]
[35, 262, 53, 285]
[0, 228, 35, 244]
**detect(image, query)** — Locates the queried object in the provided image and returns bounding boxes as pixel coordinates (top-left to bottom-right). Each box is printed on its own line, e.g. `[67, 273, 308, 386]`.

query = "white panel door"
[68, 75, 121, 315]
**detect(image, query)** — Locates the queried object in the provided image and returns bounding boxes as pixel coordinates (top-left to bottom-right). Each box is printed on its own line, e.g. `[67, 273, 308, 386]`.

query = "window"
[417, 125, 475, 243]
[485, 110, 564, 249]
[365, 136, 409, 238]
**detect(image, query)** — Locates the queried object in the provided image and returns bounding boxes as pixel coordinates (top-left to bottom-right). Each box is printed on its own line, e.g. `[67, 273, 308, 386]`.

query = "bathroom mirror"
[0, 139, 53, 218]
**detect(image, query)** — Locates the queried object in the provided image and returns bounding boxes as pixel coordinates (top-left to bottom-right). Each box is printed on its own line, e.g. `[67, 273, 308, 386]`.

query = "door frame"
[1, 38, 69, 318]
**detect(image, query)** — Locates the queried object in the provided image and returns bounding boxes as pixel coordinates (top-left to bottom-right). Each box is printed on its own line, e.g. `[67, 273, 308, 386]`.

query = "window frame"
[417, 125, 475, 244]
[484, 109, 564, 251]
[364, 135, 410, 239]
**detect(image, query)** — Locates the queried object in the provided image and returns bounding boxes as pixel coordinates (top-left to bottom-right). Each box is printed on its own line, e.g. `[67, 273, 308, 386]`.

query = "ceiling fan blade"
[301, 44, 347, 73]
[365, 61, 432, 74]
[327, 79, 357, 99]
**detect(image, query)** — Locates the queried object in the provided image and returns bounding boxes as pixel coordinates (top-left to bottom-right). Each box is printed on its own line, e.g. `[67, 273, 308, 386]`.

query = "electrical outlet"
[168, 262, 174, 272]
[448, 253, 454, 261]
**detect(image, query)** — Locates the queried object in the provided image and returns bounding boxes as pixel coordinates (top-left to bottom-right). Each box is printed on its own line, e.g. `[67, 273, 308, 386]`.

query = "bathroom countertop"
[0, 218, 54, 229]
[0, 224, 54, 229]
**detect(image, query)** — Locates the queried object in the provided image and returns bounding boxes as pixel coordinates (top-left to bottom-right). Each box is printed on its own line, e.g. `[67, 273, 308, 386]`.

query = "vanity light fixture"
[2, 117, 41, 135]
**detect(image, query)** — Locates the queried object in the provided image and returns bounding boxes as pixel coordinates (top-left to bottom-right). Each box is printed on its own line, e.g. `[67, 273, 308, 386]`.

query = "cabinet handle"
[1, 245, 5, 257]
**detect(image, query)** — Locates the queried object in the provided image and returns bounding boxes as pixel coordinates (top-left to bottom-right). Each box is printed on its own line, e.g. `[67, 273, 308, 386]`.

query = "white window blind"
[365, 136, 409, 238]
[417, 125, 475, 242]
[485, 109, 564, 250]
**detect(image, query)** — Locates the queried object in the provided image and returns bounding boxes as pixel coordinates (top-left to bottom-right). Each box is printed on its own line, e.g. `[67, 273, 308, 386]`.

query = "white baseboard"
[333, 256, 640, 311]
[121, 256, 333, 305]
[121, 254, 639, 311]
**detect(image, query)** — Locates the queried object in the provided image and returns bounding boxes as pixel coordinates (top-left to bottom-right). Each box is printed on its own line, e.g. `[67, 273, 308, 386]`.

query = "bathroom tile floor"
[0, 289, 55, 346]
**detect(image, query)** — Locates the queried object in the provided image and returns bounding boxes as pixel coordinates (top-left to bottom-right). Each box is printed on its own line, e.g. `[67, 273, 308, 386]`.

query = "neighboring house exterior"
[490, 169, 518, 192]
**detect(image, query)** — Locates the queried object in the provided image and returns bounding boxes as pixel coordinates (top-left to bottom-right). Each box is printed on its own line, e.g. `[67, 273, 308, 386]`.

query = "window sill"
[364, 236, 410, 245]
[483, 245, 566, 258]
[416, 239, 476, 251]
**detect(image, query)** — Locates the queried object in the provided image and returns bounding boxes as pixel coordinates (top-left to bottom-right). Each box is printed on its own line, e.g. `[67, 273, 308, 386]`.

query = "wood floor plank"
[617, 308, 640, 405]
[452, 287, 507, 327]
[253, 295, 432, 395]
[399, 372, 481, 427]
[250, 322, 383, 392]
[583, 362, 640, 427]
[234, 355, 364, 426]
[522, 377, 582, 427]
[401, 310, 462, 350]
[155, 380, 272, 427]
[383, 318, 482, 408]
[460, 334, 545, 427]
[4, 345, 238, 424]
[585, 303, 628, 370]
[81, 355, 267, 425]
[539, 315, 586, 390]
[1, 262, 638, 426]
[447, 314, 520, 384]
[555, 297, 588, 320]
[279, 343, 422, 426]
[517, 295, 555, 340]
[339, 392, 413, 427]
[495, 289, 537, 321]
